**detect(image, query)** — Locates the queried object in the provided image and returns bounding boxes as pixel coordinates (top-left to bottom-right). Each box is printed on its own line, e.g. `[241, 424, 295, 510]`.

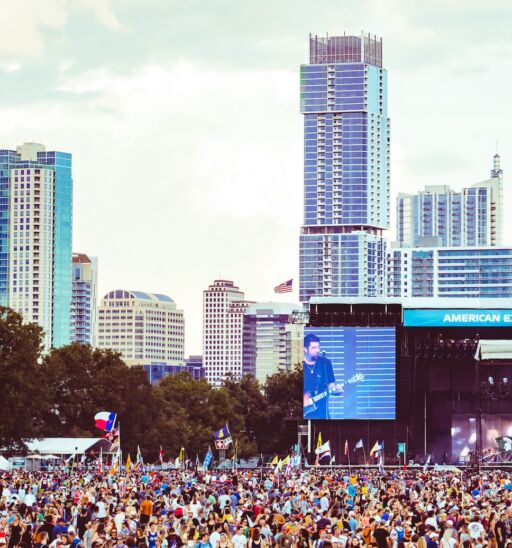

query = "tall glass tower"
[0, 142, 72, 350]
[299, 33, 390, 302]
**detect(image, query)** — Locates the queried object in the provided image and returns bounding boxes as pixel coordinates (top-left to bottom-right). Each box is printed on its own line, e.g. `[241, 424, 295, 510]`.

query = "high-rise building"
[242, 302, 303, 384]
[96, 290, 184, 366]
[203, 279, 253, 386]
[387, 247, 512, 298]
[299, 33, 390, 302]
[0, 142, 72, 350]
[396, 155, 503, 248]
[71, 253, 98, 346]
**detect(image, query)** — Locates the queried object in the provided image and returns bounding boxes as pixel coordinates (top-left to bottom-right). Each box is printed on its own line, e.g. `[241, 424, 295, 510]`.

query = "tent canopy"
[25, 438, 111, 456]
[475, 340, 512, 361]
[0, 455, 11, 470]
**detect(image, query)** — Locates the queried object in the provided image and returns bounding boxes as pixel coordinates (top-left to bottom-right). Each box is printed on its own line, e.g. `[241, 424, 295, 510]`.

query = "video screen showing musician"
[303, 333, 343, 419]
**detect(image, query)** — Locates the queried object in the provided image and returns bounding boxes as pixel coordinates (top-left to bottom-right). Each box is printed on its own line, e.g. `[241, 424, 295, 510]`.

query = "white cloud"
[0, 0, 123, 60]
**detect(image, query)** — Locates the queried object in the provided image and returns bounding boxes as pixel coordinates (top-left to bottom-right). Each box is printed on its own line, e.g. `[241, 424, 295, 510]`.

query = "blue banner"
[404, 309, 512, 327]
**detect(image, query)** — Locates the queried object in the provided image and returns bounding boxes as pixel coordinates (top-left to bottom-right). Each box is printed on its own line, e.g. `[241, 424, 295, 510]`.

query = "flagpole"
[363, 444, 367, 467]
[347, 440, 351, 473]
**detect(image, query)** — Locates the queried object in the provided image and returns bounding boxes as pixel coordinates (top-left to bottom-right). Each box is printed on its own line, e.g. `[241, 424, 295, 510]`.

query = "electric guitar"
[303, 372, 365, 417]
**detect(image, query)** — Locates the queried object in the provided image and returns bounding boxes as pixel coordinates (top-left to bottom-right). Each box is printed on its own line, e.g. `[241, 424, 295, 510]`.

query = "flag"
[174, 456, 180, 467]
[274, 279, 293, 294]
[213, 424, 233, 446]
[282, 455, 290, 466]
[315, 441, 331, 463]
[137, 445, 143, 463]
[397, 442, 406, 457]
[213, 424, 231, 440]
[378, 452, 384, 472]
[270, 455, 279, 466]
[330, 455, 336, 464]
[317, 432, 323, 449]
[203, 447, 213, 469]
[423, 454, 431, 471]
[179, 447, 185, 461]
[370, 441, 381, 456]
[276, 458, 284, 471]
[94, 411, 117, 432]
[344, 440, 349, 455]
[98, 447, 103, 474]
[159, 446, 164, 464]
[126, 453, 132, 473]
[354, 439, 364, 451]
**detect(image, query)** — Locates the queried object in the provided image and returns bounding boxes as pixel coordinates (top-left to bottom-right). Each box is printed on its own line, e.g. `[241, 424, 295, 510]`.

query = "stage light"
[504, 377, 508, 384]
[488, 376, 494, 385]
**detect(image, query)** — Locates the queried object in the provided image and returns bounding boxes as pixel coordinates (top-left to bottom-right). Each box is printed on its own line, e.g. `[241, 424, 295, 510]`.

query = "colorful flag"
[179, 447, 185, 461]
[423, 454, 431, 471]
[203, 447, 213, 469]
[213, 424, 232, 442]
[282, 455, 290, 466]
[370, 441, 381, 456]
[137, 445, 143, 464]
[126, 453, 132, 473]
[270, 455, 279, 466]
[94, 411, 117, 432]
[397, 442, 406, 456]
[274, 279, 293, 293]
[354, 439, 364, 451]
[315, 441, 331, 463]
[159, 446, 164, 464]
[317, 432, 323, 449]
[344, 440, 349, 455]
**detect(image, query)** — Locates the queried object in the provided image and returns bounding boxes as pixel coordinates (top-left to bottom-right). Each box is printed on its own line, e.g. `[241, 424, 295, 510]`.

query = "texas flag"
[94, 411, 117, 432]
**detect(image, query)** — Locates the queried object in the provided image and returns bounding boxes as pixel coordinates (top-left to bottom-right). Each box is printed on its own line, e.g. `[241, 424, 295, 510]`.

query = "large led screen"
[303, 327, 396, 420]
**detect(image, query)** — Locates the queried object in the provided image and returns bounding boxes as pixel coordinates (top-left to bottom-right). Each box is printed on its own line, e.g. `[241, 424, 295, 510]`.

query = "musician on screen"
[303, 333, 343, 419]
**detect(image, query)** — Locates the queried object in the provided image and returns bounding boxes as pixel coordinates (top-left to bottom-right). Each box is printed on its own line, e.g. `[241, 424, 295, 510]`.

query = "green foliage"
[0, 307, 303, 459]
[0, 307, 47, 451]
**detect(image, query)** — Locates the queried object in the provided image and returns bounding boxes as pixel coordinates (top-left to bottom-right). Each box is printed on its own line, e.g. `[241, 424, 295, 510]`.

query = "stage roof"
[310, 297, 512, 309]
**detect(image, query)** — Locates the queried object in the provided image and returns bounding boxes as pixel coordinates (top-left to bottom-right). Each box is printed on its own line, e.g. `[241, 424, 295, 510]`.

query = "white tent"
[474, 340, 512, 361]
[25, 438, 111, 457]
[0, 455, 11, 470]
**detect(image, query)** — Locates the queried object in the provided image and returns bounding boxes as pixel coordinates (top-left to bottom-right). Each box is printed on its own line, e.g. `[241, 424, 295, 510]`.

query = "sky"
[1, 0, 511, 355]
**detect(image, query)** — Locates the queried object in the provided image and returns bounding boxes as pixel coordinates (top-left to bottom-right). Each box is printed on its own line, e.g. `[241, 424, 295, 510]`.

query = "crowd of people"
[2, 465, 512, 548]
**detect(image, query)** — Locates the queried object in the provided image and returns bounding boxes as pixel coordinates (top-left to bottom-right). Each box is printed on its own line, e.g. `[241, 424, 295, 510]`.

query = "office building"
[242, 302, 303, 383]
[203, 279, 253, 386]
[144, 357, 204, 384]
[299, 33, 390, 302]
[96, 289, 184, 366]
[396, 154, 503, 248]
[0, 142, 72, 350]
[387, 247, 512, 298]
[71, 253, 98, 346]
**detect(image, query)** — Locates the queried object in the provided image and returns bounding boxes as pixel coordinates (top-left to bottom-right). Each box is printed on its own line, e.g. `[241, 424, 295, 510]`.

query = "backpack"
[394, 527, 405, 542]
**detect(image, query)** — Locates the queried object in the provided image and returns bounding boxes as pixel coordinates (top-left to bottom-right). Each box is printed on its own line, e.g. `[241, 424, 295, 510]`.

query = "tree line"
[0, 307, 302, 461]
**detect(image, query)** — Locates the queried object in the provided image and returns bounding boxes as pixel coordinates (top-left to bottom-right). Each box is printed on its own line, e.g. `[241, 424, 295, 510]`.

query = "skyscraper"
[203, 279, 253, 386]
[0, 142, 72, 350]
[396, 155, 503, 248]
[71, 253, 98, 346]
[299, 33, 390, 302]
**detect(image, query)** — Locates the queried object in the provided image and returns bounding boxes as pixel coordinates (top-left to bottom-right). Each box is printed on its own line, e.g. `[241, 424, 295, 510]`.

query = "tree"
[259, 366, 303, 454]
[0, 307, 48, 451]
[43, 344, 162, 458]
[155, 372, 257, 458]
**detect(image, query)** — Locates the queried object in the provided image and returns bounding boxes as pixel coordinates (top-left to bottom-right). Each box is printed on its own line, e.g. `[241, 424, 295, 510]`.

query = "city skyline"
[1, 0, 511, 354]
